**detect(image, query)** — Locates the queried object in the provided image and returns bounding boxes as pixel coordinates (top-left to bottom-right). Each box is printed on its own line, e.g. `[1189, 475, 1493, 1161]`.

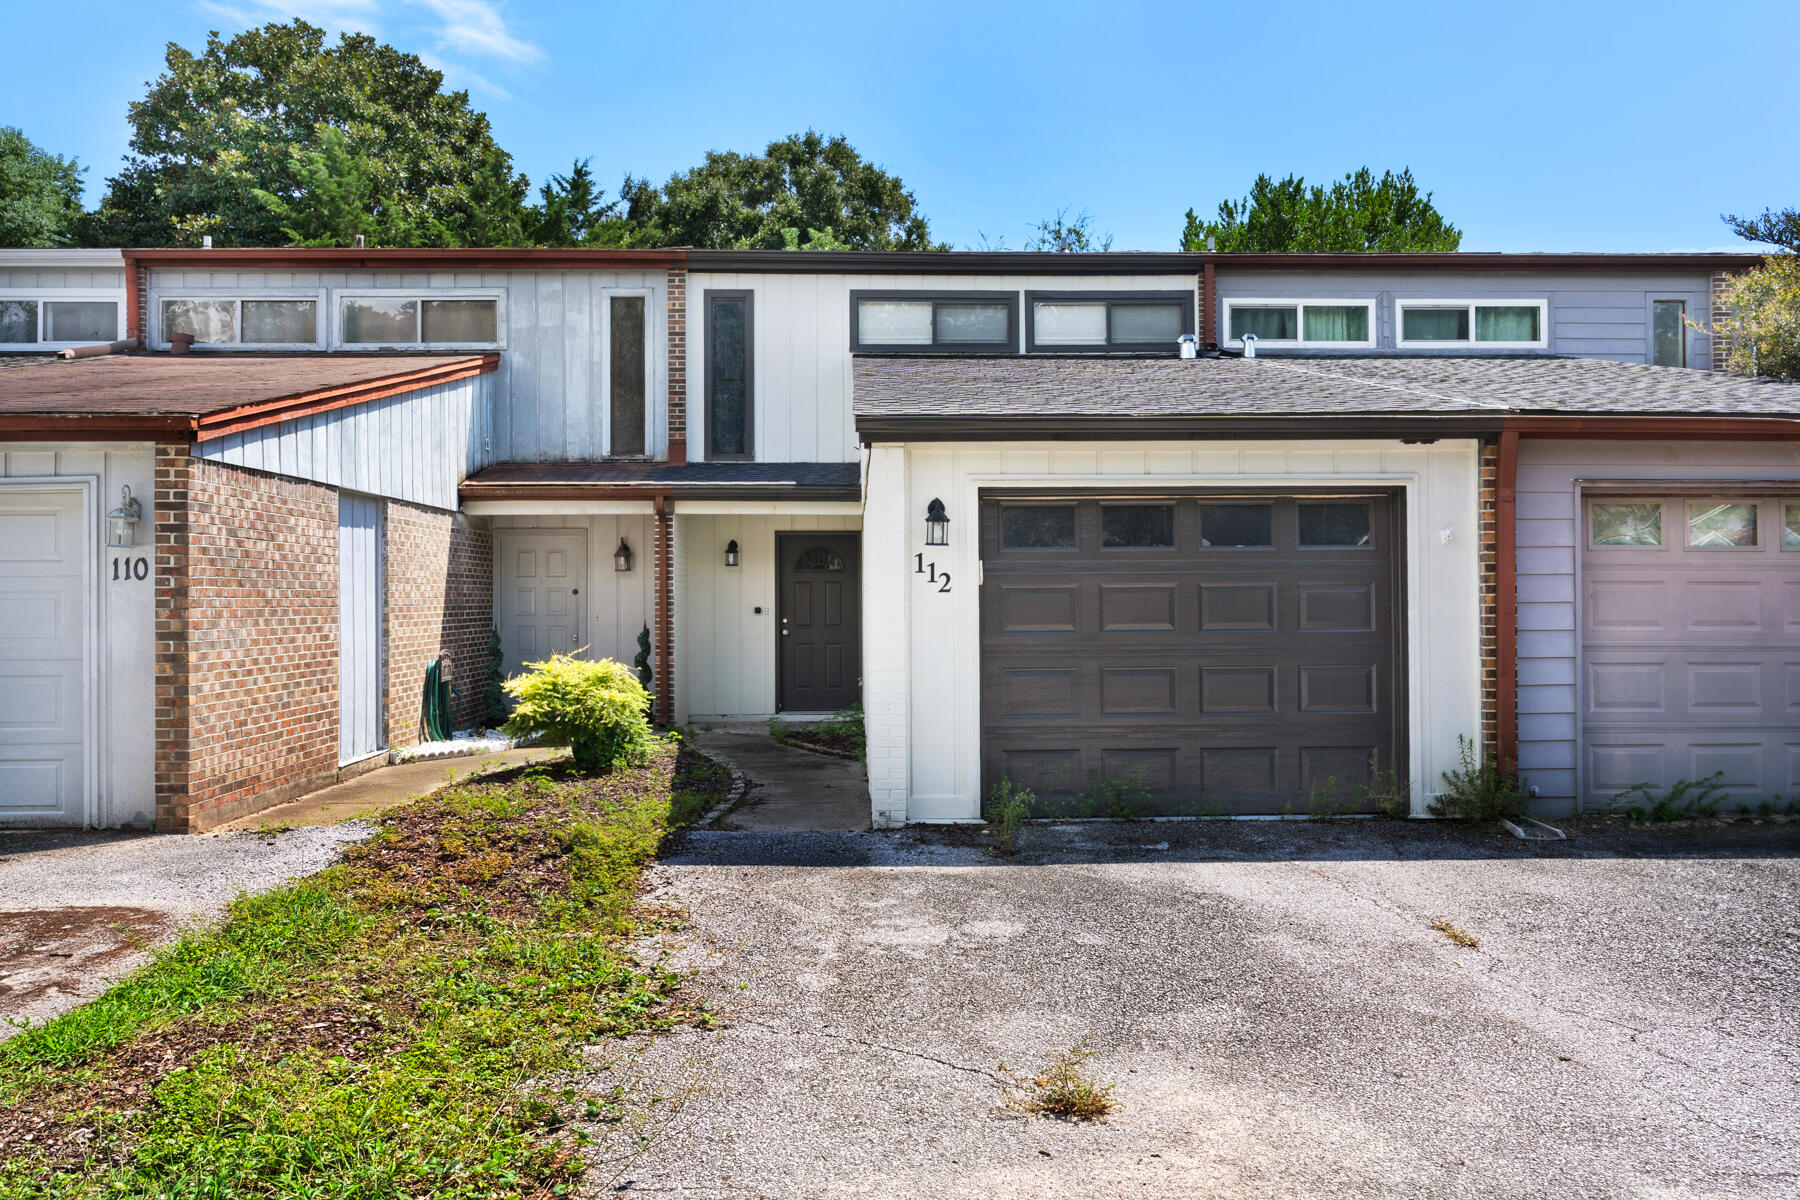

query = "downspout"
[1495, 431, 1520, 770]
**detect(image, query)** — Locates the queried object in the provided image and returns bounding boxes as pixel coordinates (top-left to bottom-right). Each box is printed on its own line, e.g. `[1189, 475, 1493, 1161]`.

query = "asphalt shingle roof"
[851, 354, 1800, 420]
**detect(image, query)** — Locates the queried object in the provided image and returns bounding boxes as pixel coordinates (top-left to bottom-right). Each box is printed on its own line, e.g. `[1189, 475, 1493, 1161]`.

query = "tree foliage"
[1724, 207, 1800, 255]
[0, 127, 86, 247]
[1181, 167, 1461, 253]
[617, 131, 944, 250]
[525, 159, 634, 248]
[89, 20, 528, 247]
[1024, 207, 1113, 252]
[1710, 255, 1800, 380]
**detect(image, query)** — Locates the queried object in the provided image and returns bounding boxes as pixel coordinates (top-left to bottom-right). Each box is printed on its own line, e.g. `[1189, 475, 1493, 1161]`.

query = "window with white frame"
[1222, 299, 1376, 348]
[159, 297, 321, 347]
[0, 294, 122, 349]
[1027, 292, 1192, 352]
[1396, 299, 1548, 348]
[338, 294, 501, 347]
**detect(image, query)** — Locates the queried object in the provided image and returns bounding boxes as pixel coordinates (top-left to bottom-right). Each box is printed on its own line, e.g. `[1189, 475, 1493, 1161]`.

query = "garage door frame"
[1573, 478, 1800, 811]
[977, 484, 1409, 814]
[0, 475, 100, 827]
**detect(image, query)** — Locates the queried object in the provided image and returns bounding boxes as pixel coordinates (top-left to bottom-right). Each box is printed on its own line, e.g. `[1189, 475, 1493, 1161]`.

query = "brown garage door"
[979, 492, 1404, 816]
[1580, 493, 1800, 809]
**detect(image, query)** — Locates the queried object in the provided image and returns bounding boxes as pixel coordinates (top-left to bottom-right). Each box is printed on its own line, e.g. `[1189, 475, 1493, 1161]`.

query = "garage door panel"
[1300, 747, 1377, 798]
[0, 487, 87, 826]
[1579, 493, 1797, 809]
[982, 493, 1400, 815]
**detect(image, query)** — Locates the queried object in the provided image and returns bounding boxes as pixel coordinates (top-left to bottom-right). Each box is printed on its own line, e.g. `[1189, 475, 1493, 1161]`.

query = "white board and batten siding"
[195, 372, 494, 511]
[684, 273, 1197, 464]
[337, 492, 385, 764]
[145, 267, 668, 463]
[678, 513, 864, 720]
[0, 441, 156, 827]
[1513, 439, 1800, 812]
[863, 439, 1481, 824]
[1213, 270, 1715, 365]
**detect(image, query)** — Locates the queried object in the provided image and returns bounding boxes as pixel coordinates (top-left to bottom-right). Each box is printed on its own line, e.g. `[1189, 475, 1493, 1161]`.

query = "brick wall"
[1478, 440, 1500, 764]
[666, 263, 687, 463]
[385, 503, 494, 746]
[1710, 270, 1735, 371]
[156, 457, 339, 831]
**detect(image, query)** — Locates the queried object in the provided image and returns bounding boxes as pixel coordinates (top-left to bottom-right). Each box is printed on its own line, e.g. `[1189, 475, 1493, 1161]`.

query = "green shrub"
[1428, 735, 1525, 822]
[501, 654, 653, 774]
[986, 778, 1034, 853]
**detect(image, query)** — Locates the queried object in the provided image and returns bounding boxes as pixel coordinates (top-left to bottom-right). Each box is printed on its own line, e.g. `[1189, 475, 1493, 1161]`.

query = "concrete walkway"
[212, 746, 561, 832]
[686, 724, 868, 831]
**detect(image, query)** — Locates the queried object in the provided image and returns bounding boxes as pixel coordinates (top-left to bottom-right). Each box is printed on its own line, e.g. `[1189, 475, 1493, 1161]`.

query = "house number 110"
[914, 553, 952, 593]
[112, 556, 150, 581]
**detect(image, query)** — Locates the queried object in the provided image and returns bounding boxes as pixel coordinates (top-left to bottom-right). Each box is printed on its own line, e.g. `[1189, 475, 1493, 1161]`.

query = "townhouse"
[1, 244, 1794, 831]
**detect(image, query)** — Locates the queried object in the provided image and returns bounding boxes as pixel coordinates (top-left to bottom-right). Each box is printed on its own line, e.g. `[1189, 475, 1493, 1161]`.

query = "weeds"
[1428, 736, 1525, 822]
[1430, 918, 1479, 948]
[768, 706, 865, 760]
[986, 779, 1033, 855]
[0, 740, 727, 1197]
[1607, 773, 1729, 822]
[1360, 770, 1410, 819]
[1000, 1038, 1118, 1120]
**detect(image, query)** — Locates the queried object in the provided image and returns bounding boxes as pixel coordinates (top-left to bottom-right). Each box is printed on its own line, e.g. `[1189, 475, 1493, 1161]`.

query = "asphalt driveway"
[581, 819, 1799, 1199]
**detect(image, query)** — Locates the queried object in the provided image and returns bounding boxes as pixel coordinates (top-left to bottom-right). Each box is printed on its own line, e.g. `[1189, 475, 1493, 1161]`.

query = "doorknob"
[781, 629, 789, 636]
[571, 632, 578, 643]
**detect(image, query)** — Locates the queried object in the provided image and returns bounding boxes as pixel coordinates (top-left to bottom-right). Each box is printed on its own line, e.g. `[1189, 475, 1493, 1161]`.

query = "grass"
[1430, 918, 1480, 948]
[999, 1038, 1118, 1121]
[0, 740, 724, 1198]
[768, 706, 865, 760]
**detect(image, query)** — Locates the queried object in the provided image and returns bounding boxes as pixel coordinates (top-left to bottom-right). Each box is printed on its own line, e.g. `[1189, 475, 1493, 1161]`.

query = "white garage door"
[0, 485, 89, 825]
[1581, 493, 1800, 809]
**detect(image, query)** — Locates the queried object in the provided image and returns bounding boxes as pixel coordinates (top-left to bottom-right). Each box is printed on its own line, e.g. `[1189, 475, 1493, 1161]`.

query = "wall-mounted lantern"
[613, 537, 633, 573]
[925, 497, 949, 547]
[106, 486, 142, 547]
[724, 539, 740, 567]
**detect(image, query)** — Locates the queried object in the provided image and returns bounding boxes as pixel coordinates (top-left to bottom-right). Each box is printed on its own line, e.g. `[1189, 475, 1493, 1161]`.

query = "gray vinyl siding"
[146, 267, 667, 463]
[1512, 439, 1800, 811]
[1213, 271, 1714, 366]
[0, 268, 126, 290]
[194, 372, 494, 511]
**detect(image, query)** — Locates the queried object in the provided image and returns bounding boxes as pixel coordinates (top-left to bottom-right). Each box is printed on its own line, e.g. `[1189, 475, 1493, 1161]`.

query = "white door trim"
[0, 476, 100, 827]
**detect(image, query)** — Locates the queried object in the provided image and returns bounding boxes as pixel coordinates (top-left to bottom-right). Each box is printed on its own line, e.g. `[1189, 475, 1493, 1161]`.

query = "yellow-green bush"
[502, 654, 653, 773]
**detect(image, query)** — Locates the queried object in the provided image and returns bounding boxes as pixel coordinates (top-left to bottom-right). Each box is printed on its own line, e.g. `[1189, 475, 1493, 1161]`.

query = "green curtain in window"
[1475, 306, 1540, 342]
[1402, 308, 1468, 341]
[1232, 307, 1296, 341]
[1302, 306, 1368, 343]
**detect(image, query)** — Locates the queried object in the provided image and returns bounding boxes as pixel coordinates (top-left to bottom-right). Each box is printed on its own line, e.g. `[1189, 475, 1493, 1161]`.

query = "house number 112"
[914, 553, 951, 593]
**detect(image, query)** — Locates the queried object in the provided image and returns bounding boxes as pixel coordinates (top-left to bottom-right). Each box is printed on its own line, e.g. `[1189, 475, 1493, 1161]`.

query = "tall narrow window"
[610, 295, 646, 456]
[706, 291, 752, 459]
[1652, 300, 1686, 367]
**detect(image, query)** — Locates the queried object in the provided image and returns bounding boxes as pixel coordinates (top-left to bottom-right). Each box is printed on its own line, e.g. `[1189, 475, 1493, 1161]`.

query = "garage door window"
[1687, 502, 1757, 548]
[1000, 505, 1076, 550]
[1785, 505, 1800, 549]
[1591, 502, 1662, 547]
[1298, 502, 1372, 547]
[1101, 504, 1175, 548]
[1199, 504, 1273, 548]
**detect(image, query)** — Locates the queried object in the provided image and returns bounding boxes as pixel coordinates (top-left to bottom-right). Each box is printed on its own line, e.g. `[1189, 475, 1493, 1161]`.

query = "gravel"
[578, 819, 1800, 1199]
[0, 824, 369, 1034]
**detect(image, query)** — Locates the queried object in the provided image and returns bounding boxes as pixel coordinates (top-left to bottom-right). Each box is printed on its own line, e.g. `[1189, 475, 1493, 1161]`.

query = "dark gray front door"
[779, 534, 861, 712]
[979, 492, 1404, 815]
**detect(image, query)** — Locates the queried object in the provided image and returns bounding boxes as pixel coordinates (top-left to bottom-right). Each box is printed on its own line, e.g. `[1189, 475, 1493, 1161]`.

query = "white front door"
[496, 532, 587, 678]
[0, 485, 89, 825]
[338, 492, 385, 765]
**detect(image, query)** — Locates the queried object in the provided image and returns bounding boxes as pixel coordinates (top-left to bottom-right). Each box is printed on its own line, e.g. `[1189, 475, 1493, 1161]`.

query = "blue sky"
[5, 0, 1797, 251]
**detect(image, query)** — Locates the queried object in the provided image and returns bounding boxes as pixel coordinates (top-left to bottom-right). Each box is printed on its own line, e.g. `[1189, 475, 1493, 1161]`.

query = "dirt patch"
[0, 907, 170, 1016]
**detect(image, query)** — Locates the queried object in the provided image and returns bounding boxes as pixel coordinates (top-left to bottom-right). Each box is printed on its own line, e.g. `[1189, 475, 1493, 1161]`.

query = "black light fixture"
[925, 497, 949, 546]
[613, 537, 633, 572]
[724, 539, 740, 567]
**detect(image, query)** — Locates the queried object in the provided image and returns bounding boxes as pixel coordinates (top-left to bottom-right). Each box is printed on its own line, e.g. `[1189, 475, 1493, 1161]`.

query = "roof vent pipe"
[201, 235, 212, 250]
[1206, 235, 1215, 251]
[1241, 333, 1257, 359]
[1177, 333, 1198, 359]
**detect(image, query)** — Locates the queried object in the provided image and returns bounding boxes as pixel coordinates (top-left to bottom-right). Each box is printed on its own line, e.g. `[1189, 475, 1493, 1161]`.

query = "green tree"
[1024, 207, 1113, 252]
[251, 126, 376, 246]
[619, 131, 945, 250]
[89, 20, 529, 247]
[1180, 167, 1461, 253]
[0, 127, 86, 247]
[526, 159, 632, 248]
[1711, 208, 1800, 378]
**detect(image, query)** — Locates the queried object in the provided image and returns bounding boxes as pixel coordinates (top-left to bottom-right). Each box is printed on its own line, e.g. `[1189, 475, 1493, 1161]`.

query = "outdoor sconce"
[613, 537, 633, 573]
[724, 539, 740, 567]
[925, 497, 949, 546]
[106, 486, 142, 548]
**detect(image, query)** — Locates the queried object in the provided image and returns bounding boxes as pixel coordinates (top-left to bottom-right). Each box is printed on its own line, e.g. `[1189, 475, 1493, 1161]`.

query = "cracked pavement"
[577, 819, 1800, 1198]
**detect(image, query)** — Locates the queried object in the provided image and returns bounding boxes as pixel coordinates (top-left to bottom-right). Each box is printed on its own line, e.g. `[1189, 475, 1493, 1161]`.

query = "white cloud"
[191, 0, 541, 69]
